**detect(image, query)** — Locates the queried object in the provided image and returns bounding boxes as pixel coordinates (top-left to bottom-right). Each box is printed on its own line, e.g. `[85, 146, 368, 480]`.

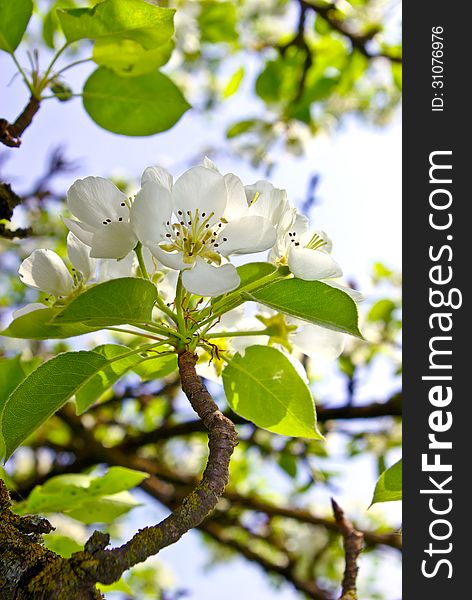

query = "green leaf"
[93, 38, 174, 77]
[0, 356, 28, 458]
[245, 279, 362, 338]
[88, 466, 149, 496]
[0, 357, 27, 415]
[371, 459, 402, 505]
[222, 345, 322, 439]
[43, 534, 83, 558]
[367, 299, 396, 323]
[133, 354, 177, 381]
[83, 67, 190, 136]
[223, 66, 244, 98]
[212, 262, 280, 315]
[57, 0, 175, 49]
[199, 1, 238, 44]
[75, 344, 156, 414]
[1, 351, 108, 460]
[67, 492, 140, 524]
[226, 119, 259, 139]
[1, 307, 98, 340]
[52, 278, 157, 327]
[0, 0, 33, 53]
[15, 467, 148, 524]
[0, 347, 155, 459]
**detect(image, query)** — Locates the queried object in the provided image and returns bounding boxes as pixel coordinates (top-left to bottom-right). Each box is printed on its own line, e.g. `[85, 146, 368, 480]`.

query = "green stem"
[194, 270, 287, 332]
[134, 243, 149, 279]
[9, 52, 36, 97]
[40, 93, 83, 100]
[54, 57, 93, 76]
[42, 42, 70, 85]
[175, 273, 187, 335]
[104, 327, 165, 341]
[205, 328, 271, 340]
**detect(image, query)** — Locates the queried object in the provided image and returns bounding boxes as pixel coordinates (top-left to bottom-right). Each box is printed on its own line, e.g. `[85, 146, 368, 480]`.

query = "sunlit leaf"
[83, 68, 190, 136]
[223, 345, 322, 439]
[371, 459, 402, 505]
[0, 0, 33, 53]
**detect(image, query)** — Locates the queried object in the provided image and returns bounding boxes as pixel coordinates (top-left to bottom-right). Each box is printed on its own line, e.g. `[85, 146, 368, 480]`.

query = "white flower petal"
[67, 177, 129, 228]
[172, 166, 227, 222]
[245, 180, 288, 226]
[141, 166, 173, 191]
[202, 156, 220, 172]
[19, 249, 75, 296]
[288, 247, 343, 280]
[130, 181, 172, 244]
[13, 303, 48, 319]
[98, 254, 136, 281]
[223, 173, 248, 221]
[148, 244, 188, 270]
[182, 259, 240, 296]
[67, 232, 95, 281]
[63, 218, 94, 247]
[217, 216, 276, 256]
[291, 322, 345, 359]
[89, 222, 137, 259]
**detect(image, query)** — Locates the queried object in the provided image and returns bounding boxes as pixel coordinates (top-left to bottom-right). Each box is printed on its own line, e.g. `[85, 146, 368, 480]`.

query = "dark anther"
[166, 234, 171, 238]
[118, 217, 123, 221]
[178, 210, 183, 215]
[202, 212, 206, 217]
[223, 237, 227, 242]
[121, 202, 126, 206]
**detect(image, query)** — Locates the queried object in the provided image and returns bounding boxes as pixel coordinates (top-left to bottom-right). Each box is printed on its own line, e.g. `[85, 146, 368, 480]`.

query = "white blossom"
[18, 233, 95, 299]
[130, 164, 276, 296]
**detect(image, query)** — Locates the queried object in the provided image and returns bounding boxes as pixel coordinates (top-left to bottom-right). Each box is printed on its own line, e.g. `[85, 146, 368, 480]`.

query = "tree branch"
[119, 394, 402, 451]
[0, 96, 40, 148]
[300, 0, 402, 63]
[331, 499, 364, 600]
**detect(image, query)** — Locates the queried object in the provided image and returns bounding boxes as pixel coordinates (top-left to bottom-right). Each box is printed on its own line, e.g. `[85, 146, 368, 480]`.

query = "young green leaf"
[82, 68, 190, 136]
[0, 356, 29, 458]
[371, 459, 402, 505]
[57, 0, 175, 48]
[92, 38, 174, 77]
[0, 347, 157, 460]
[132, 354, 177, 381]
[52, 277, 158, 327]
[1, 351, 108, 460]
[223, 66, 244, 98]
[0, 0, 33, 53]
[75, 344, 158, 414]
[43, 534, 84, 558]
[222, 345, 323, 439]
[15, 467, 148, 524]
[245, 279, 362, 338]
[1, 307, 98, 340]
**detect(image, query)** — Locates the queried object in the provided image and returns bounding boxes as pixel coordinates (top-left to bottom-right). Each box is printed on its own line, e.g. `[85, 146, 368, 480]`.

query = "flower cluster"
[18, 159, 349, 300]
